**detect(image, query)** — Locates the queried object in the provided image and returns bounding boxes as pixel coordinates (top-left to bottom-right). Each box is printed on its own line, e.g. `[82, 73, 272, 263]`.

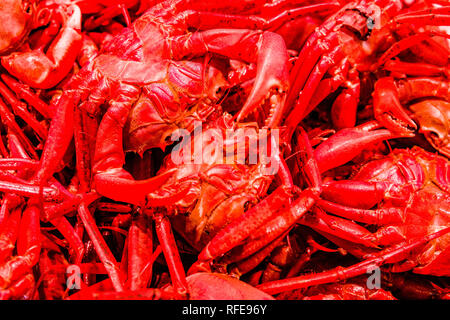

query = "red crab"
[9, 0, 340, 297]
[255, 128, 450, 295]
[284, 0, 450, 135]
[306, 146, 450, 276]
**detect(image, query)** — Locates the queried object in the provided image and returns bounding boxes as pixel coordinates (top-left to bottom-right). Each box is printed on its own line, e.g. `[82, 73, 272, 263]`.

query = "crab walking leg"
[285, 28, 339, 115]
[383, 60, 448, 77]
[0, 80, 48, 140]
[0, 158, 38, 171]
[32, 92, 79, 185]
[317, 199, 404, 225]
[154, 213, 187, 295]
[8, 130, 85, 266]
[50, 217, 85, 264]
[222, 190, 317, 265]
[0, 99, 38, 159]
[84, 3, 133, 30]
[374, 33, 450, 69]
[230, 231, 289, 277]
[127, 214, 153, 291]
[77, 202, 125, 292]
[0, 208, 21, 263]
[1, 74, 52, 119]
[73, 106, 98, 193]
[0, 273, 34, 300]
[257, 227, 450, 295]
[0, 205, 40, 290]
[299, 207, 380, 248]
[168, 2, 340, 31]
[188, 186, 292, 273]
[0, 180, 61, 200]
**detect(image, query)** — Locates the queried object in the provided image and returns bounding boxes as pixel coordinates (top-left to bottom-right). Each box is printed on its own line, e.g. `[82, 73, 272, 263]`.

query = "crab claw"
[314, 121, 407, 174]
[1, 4, 82, 89]
[234, 31, 290, 128]
[410, 100, 450, 157]
[94, 168, 183, 206]
[171, 29, 289, 128]
[373, 77, 417, 134]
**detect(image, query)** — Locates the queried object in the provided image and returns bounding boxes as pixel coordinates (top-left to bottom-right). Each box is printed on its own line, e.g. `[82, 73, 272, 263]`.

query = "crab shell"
[0, 0, 34, 55]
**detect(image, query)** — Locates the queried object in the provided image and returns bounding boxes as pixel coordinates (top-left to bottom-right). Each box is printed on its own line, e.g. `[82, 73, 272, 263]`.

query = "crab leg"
[32, 92, 79, 185]
[230, 231, 288, 277]
[7, 130, 85, 266]
[0, 80, 48, 141]
[50, 217, 85, 264]
[172, 2, 339, 31]
[0, 204, 40, 292]
[300, 207, 380, 248]
[127, 214, 154, 291]
[317, 199, 404, 225]
[0, 273, 35, 300]
[0, 208, 21, 263]
[374, 33, 449, 69]
[257, 227, 450, 295]
[0, 99, 38, 159]
[188, 186, 291, 274]
[222, 189, 317, 265]
[83, 3, 133, 30]
[1, 74, 52, 119]
[383, 60, 448, 77]
[154, 213, 188, 295]
[78, 202, 124, 292]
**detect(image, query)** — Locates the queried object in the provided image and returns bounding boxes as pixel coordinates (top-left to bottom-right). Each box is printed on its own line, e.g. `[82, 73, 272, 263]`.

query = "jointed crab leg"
[0, 204, 41, 292]
[257, 227, 450, 295]
[127, 214, 153, 291]
[1, 74, 52, 119]
[32, 93, 80, 185]
[0, 99, 38, 159]
[0, 80, 48, 140]
[154, 213, 188, 295]
[78, 202, 125, 292]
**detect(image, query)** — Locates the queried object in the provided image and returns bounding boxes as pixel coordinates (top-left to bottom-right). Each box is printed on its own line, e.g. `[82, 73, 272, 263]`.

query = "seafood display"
[0, 0, 448, 300]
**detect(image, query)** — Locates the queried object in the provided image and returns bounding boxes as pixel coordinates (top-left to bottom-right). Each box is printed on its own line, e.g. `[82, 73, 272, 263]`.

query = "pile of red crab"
[0, 0, 449, 300]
